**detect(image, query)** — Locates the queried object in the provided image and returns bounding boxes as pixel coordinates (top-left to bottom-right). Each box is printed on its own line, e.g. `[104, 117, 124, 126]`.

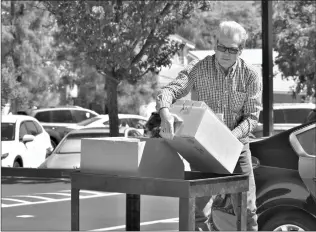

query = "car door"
[289, 123, 316, 198]
[24, 121, 45, 167]
[18, 122, 37, 167]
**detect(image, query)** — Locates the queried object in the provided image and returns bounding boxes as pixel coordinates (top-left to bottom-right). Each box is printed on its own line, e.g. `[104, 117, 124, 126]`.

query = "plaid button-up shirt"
[156, 54, 263, 144]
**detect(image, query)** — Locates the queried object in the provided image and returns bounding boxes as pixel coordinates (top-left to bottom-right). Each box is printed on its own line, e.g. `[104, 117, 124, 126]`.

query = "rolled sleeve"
[156, 59, 199, 111]
[232, 71, 262, 139]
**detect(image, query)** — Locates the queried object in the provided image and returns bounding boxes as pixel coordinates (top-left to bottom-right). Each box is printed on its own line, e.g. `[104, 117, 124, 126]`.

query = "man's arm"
[156, 59, 199, 111]
[231, 71, 263, 139]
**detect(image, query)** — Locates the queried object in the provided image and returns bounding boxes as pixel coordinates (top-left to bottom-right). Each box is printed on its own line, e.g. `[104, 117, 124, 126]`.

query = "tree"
[44, 0, 214, 136]
[176, 1, 262, 50]
[1, 1, 60, 111]
[273, 0, 316, 101]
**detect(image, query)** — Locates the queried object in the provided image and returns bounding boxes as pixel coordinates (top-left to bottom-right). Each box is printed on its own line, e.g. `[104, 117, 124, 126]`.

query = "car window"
[51, 110, 73, 123]
[25, 121, 39, 136]
[72, 110, 96, 123]
[34, 111, 51, 122]
[127, 130, 142, 137]
[32, 120, 43, 134]
[103, 119, 129, 127]
[274, 109, 285, 123]
[57, 133, 125, 154]
[284, 109, 312, 124]
[1, 123, 15, 141]
[129, 119, 147, 129]
[19, 123, 28, 140]
[296, 126, 316, 156]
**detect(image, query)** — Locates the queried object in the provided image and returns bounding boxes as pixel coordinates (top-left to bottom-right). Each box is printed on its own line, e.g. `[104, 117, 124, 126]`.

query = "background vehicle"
[211, 121, 316, 231]
[31, 106, 99, 148]
[1, 115, 53, 168]
[38, 127, 142, 169]
[252, 103, 315, 138]
[64, 114, 147, 135]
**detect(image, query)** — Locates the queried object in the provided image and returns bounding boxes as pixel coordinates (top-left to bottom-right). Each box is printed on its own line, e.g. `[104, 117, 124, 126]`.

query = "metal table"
[70, 171, 249, 231]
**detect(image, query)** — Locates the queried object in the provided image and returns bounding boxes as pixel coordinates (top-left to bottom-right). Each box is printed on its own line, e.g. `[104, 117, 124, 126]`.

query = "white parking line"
[90, 217, 179, 231]
[2, 198, 31, 204]
[15, 195, 56, 201]
[2, 192, 122, 208]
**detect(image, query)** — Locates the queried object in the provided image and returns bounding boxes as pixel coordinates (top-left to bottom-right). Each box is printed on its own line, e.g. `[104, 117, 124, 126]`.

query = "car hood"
[40, 153, 81, 169]
[1, 141, 17, 154]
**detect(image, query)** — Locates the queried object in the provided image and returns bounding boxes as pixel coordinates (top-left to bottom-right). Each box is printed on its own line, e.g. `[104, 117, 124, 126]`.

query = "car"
[30, 106, 99, 149]
[1, 115, 53, 168]
[64, 114, 148, 135]
[252, 103, 315, 138]
[210, 121, 316, 231]
[38, 127, 142, 169]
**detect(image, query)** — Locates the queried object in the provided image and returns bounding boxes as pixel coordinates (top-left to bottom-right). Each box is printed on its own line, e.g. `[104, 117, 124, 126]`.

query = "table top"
[70, 171, 249, 198]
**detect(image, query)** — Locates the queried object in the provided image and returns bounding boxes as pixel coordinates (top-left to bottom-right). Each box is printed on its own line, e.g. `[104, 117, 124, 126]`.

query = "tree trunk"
[105, 75, 120, 137]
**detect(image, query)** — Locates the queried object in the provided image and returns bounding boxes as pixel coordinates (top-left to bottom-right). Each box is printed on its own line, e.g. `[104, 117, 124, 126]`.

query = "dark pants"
[193, 144, 258, 231]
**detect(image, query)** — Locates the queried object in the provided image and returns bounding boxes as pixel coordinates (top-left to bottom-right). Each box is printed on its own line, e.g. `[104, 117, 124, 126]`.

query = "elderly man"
[156, 21, 262, 231]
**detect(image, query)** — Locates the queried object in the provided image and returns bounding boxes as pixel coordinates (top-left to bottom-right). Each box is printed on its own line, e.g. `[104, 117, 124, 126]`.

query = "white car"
[65, 114, 148, 135]
[253, 103, 315, 138]
[1, 115, 53, 168]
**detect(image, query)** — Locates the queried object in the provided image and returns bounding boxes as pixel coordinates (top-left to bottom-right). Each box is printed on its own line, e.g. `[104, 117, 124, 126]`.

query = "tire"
[261, 211, 316, 231]
[13, 161, 21, 168]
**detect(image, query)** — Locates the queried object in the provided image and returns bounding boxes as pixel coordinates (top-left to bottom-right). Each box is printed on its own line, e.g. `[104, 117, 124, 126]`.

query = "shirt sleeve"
[231, 70, 263, 139]
[156, 59, 199, 111]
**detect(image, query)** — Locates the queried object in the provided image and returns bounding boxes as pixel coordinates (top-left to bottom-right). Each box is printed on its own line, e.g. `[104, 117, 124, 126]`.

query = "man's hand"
[159, 108, 183, 140]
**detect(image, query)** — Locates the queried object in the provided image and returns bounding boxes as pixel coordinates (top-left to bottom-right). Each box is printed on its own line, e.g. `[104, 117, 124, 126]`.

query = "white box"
[166, 100, 243, 174]
[81, 137, 184, 179]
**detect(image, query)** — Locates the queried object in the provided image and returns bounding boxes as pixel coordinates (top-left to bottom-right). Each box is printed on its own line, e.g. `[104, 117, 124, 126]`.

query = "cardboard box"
[166, 100, 243, 174]
[81, 137, 184, 179]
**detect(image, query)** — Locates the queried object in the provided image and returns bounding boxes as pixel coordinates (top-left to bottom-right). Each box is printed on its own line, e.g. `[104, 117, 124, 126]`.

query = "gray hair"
[216, 21, 248, 49]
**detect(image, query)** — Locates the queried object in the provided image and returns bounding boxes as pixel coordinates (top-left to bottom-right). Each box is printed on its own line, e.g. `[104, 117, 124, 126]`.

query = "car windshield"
[77, 117, 102, 126]
[1, 123, 15, 141]
[56, 132, 123, 154]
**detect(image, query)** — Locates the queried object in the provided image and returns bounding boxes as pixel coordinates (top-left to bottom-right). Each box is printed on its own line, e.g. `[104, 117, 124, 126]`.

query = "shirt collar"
[214, 56, 239, 77]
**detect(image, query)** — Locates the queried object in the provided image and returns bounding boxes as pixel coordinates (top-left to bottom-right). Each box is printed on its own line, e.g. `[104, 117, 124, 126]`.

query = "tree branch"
[130, 2, 173, 66]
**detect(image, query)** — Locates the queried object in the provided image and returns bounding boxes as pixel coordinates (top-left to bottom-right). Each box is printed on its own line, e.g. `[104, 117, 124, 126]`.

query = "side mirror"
[22, 134, 35, 143]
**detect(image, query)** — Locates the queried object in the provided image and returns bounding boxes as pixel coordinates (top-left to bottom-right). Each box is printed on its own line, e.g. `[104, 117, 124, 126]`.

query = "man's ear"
[238, 49, 243, 56]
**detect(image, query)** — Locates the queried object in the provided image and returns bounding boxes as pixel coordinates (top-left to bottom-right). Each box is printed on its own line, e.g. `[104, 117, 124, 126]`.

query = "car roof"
[272, 103, 315, 110]
[1, 115, 37, 123]
[32, 107, 99, 114]
[96, 114, 147, 120]
[66, 127, 128, 135]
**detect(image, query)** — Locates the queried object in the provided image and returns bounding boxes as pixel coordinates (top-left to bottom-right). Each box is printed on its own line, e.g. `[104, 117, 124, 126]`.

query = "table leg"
[71, 188, 80, 231]
[236, 192, 247, 231]
[126, 194, 140, 231]
[179, 197, 195, 231]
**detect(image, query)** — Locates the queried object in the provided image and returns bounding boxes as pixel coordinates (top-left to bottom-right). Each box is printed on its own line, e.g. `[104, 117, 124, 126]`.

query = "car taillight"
[1, 153, 9, 160]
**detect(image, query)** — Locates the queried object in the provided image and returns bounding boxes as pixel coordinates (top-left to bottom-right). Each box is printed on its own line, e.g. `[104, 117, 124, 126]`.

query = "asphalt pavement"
[1, 176, 179, 231]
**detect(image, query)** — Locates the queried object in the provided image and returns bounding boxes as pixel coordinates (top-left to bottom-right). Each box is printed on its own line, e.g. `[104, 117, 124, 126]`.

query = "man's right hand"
[159, 108, 182, 140]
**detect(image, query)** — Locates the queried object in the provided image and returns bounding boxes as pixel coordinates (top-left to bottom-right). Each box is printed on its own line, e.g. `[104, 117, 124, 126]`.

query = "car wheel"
[50, 139, 57, 150]
[13, 161, 21, 168]
[261, 211, 316, 231]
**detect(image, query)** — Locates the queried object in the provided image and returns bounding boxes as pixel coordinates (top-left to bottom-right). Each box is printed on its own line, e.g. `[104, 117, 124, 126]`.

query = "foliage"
[1, 1, 61, 110]
[117, 72, 159, 114]
[44, 0, 214, 136]
[273, 0, 316, 101]
[176, 1, 261, 49]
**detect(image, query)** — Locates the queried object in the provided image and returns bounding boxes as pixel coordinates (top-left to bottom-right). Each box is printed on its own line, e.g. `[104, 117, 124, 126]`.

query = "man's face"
[215, 33, 242, 70]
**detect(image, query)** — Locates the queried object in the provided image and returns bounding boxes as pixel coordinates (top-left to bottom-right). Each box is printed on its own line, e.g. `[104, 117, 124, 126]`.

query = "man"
[156, 21, 262, 231]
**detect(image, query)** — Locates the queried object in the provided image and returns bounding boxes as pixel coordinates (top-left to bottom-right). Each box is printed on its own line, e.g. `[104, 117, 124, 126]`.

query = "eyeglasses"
[217, 43, 240, 54]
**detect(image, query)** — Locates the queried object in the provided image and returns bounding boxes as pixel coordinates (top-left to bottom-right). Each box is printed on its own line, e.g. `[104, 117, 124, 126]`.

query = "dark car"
[211, 121, 316, 231]
[31, 106, 99, 149]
